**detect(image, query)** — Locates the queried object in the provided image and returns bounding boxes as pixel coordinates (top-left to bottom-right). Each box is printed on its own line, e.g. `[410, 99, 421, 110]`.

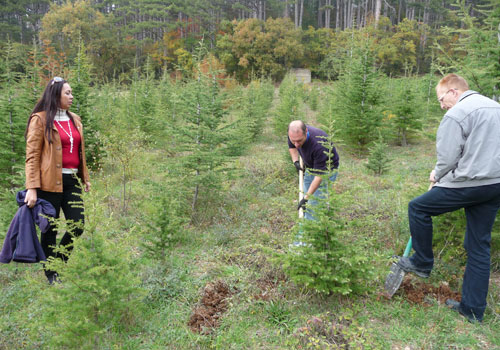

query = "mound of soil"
[400, 276, 461, 306]
[188, 280, 234, 334]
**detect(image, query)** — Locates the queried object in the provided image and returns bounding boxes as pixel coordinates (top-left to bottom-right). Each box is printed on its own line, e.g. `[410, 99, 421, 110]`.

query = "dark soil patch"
[400, 276, 461, 306]
[188, 280, 235, 334]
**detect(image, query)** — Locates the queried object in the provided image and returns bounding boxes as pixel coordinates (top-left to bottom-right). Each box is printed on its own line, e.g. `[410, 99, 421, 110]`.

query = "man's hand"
[429, 170, 436, 183]
[429, 170, 436, 190]
[297, 198, 308, 211]
[294, 161, 303, 173]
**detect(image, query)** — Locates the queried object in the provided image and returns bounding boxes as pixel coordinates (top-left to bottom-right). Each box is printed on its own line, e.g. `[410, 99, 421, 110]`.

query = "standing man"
[397, 74, 500, 323]
[288, 120, 339, 220]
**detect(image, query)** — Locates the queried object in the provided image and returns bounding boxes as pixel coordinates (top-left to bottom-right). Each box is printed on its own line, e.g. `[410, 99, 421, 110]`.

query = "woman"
[24, 77, 91, 284]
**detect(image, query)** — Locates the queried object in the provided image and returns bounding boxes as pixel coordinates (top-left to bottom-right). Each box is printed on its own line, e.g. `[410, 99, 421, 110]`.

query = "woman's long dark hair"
[25, 78, 74, 143]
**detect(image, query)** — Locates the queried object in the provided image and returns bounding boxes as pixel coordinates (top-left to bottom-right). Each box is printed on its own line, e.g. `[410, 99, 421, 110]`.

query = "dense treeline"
[0, 0, 498, 81]
[2, 0, 495, 44]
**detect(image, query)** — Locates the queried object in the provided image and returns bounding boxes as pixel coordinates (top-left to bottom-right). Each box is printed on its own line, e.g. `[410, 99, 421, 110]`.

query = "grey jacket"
[434, 90, 500, 188]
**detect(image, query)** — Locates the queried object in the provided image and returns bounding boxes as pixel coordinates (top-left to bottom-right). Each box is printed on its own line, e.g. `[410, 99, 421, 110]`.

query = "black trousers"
[408, 183, 500, 321]
[37, 174, 84, 275]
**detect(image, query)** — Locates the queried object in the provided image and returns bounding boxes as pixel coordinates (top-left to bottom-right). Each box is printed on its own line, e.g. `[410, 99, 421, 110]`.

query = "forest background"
[0, 0, 499, 349]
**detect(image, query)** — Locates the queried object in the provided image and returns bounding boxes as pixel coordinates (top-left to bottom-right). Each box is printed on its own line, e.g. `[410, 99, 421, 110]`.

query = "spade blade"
[384, 262, 405, 298]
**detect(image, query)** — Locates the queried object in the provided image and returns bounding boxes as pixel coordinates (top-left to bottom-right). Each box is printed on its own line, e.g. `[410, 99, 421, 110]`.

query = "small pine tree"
[278, 193, 374, 295]
[365, 136, 391, 176]
[141, 194, 188, 262]
[36, 191, 144, 349]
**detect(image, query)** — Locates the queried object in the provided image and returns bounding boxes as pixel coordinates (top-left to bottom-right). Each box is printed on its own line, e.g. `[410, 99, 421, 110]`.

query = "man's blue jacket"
[0, 190, 56, 263]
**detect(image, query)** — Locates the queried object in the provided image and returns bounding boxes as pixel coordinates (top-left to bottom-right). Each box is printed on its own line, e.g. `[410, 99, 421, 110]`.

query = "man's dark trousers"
[408, 183, 500, 321]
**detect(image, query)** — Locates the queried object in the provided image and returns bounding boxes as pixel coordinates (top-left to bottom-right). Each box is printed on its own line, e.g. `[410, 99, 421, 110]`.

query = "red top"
[55, 119, 81, 169]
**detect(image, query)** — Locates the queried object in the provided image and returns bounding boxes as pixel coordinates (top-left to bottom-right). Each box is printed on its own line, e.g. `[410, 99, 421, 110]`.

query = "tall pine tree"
[70, 38, 103, 168]
[391, 76, 422, 146]
[172, 45, 233, 216]
[332, 34, 382, 149]
[0, 40, 30, 188]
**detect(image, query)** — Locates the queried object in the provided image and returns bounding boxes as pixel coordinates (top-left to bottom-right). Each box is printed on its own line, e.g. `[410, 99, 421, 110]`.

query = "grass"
[0, 83, 499, 349]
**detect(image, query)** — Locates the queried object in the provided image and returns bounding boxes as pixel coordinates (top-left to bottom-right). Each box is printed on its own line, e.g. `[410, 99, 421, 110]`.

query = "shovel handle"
[403, 237, 412, 257]
[298, 156, 304, 219]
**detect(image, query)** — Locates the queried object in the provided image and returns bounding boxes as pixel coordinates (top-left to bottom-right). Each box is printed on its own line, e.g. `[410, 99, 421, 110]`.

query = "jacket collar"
[458, 90, 479, 103]
[33, 110, 80, 131]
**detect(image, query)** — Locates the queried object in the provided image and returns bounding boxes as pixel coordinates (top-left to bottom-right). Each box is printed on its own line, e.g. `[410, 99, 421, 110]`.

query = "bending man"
[288, 120, 339, 220]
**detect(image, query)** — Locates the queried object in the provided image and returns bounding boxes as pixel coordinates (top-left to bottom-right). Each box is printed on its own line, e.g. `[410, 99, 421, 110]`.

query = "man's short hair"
[288, 120, 306, 135]
[437, 73, 469, 92]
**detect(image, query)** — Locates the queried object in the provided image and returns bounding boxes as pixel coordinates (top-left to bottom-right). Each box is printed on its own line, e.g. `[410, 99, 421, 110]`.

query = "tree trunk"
[364, 0, 369, 26]
[401, 130, 407, 147]
[350, 0, 353, 28]
[356, 0, 360, 28]
[423, 0, 430, 24]
[375, 0, 382, 25]
[295, 0, 299, 27]
[398, 0, 402, 24]
[284, 0, 289, 18]
[318, 0, 323, 27]
[192, 177, 199, 213]
[336, 0, 341, 30]
[326, 0, 332, 28]
[299, 0, 304, 27]
[192, 100, 202, 214]
[342, 0, 349, 30]
[9, 94, 15, 167]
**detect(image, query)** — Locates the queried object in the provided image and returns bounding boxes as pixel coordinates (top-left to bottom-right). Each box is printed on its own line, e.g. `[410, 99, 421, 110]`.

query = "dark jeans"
[408, 183, 500, 321]
[37, 174, 84, 276]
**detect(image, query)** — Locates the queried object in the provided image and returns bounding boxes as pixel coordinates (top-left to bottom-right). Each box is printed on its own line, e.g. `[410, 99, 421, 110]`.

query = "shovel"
[384, 237, 412, 298]
[384, 182, 434, 297]
[298, 156, 304, 219]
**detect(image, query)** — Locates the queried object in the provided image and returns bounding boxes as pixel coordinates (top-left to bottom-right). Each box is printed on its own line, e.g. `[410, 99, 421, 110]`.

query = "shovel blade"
[384, 262, 405, 298]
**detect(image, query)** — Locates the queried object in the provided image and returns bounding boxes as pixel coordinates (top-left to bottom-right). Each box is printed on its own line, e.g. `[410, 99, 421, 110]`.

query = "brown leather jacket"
[25, 111, 90, 192]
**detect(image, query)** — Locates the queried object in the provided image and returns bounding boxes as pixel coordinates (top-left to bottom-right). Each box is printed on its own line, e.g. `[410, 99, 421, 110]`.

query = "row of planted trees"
[274, 38, 441, 153]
